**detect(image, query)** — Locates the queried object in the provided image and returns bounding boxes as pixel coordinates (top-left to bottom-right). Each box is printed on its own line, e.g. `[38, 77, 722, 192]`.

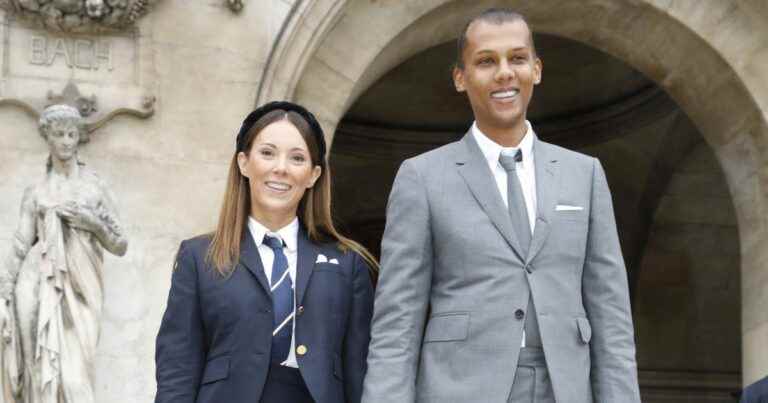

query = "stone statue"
[0, 104, 128, 403]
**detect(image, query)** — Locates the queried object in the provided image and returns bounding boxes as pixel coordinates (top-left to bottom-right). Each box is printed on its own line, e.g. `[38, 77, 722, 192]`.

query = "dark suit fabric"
[154, 228, 374, 403]
[742, 376, 768, 403]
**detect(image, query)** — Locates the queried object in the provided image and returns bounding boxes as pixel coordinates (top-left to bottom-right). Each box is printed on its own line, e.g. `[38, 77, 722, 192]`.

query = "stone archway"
[257, 0, 768, 385]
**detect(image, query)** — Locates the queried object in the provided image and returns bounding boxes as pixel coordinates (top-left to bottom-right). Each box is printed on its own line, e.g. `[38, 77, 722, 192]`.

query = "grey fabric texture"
[508, 348, 555, 403]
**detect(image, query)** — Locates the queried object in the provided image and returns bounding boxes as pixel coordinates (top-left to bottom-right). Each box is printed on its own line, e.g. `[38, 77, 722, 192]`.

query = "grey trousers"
[507, 347, 555, 403]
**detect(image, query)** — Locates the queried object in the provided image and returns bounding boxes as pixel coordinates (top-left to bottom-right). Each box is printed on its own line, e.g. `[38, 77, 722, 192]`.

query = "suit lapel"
[456, 133, 526, 261]
[239, 229, 271, 296]
[528, 138, 559, 263]
[295, 227, 319, 306]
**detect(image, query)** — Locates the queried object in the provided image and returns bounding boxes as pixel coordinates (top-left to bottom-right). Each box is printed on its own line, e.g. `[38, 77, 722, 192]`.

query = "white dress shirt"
[472, 121, 538, 347]
[471, 121, 538, 231]
[247, 216, 300, 368]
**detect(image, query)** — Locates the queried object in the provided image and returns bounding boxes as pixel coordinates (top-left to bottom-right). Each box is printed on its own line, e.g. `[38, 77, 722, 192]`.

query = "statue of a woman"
[0, 104, 128, 403]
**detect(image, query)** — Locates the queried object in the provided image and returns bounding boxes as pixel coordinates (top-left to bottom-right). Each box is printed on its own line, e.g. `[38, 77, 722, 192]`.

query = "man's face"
[453, 19, 542, 134]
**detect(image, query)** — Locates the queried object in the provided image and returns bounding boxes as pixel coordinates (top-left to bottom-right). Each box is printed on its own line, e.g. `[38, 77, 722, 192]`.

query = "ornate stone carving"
[0, 81, 155, 139]
[0, 0, 160, 32]
[226, 0, 244, 13]
[0, 103, 128, 403]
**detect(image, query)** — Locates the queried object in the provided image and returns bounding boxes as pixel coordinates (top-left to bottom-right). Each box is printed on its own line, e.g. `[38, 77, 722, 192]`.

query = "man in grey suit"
[362, 9, 641, 403]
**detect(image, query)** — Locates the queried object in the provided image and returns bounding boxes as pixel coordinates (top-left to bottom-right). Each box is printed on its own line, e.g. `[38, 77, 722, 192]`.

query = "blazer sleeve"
[155, 241, 206, 403]
[342, 252, 374, 403]
[582, 159, 641, 402]
[362, 159, 433, 403]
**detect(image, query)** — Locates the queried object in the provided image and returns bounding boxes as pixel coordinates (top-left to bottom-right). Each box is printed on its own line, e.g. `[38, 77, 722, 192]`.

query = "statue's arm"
[1, 187, 37, 301]
[92, 181, 128, 257]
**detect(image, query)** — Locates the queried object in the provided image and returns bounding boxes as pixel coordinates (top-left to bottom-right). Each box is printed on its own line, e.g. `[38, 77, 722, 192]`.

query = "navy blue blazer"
[742, 376, 768, 403]
[154, 227, 374, 403]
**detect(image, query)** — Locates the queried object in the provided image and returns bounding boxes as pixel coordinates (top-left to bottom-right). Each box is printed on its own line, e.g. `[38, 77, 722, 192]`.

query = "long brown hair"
[207, 109, 379, 275]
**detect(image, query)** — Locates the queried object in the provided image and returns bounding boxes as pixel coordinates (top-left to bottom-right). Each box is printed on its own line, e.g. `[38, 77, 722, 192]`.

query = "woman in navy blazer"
[155, 101, 377, 403]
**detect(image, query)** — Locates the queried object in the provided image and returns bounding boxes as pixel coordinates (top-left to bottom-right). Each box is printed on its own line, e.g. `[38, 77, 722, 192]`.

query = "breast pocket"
[313, 262, 350, 277]
[423, 312, 470, 343]
[307, 263, 351, 315]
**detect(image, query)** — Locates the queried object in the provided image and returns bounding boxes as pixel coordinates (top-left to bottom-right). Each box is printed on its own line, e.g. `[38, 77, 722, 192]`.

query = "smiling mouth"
[491, 89, 519, 100]
[265, 181, 291, 192]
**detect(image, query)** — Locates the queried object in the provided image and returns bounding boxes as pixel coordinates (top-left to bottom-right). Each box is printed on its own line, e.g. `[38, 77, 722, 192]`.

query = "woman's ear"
[236, 151, 249, 178]
[307, 165, 322, 188]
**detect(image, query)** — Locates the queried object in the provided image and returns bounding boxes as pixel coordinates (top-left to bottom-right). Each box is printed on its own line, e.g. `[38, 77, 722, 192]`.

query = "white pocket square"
[315, 254, 339, 264]
[555, 204, 583, 211]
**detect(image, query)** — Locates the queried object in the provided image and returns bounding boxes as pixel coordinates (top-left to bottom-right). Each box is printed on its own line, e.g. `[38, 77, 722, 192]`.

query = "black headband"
[235, 101, 326, 165]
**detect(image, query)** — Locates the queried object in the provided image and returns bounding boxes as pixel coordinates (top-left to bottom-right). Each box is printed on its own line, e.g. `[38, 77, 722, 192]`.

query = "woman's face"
[237, 119, 321, 225]
[46, 121, 80, 162]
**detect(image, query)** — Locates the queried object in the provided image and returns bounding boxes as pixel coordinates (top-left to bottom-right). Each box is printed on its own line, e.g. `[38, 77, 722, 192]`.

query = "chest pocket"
[313, 262, 350, 277]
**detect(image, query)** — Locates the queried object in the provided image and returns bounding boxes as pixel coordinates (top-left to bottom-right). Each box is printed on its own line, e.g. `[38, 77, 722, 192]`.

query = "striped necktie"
[263, 235, 294, 364]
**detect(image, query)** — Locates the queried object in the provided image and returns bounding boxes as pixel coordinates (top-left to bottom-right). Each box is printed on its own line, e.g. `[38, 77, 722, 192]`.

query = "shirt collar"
[471, 120, 536, 168]
[247, 216, 299, 252]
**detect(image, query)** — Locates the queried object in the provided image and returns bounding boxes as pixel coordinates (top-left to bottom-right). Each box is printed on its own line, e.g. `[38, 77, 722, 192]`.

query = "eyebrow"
[474, 46, 530, 54]
[256, 142, 307, 152]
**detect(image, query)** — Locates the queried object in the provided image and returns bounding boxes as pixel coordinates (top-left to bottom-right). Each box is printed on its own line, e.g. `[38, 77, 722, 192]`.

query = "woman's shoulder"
[178, 233, 214, 256]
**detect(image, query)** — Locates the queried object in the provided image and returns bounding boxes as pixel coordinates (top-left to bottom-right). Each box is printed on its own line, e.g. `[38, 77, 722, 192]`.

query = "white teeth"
[266, 181, 290, 191]
[491, 90, 519, 99]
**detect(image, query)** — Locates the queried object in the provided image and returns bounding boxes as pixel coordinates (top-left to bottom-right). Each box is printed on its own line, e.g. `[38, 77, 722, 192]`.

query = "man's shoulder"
[536, 139, 596, 167]
[403, 138, 464, 168]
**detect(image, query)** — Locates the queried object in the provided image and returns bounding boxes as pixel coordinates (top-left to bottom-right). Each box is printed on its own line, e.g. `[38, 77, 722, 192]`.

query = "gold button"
[296, 345, 307, 356]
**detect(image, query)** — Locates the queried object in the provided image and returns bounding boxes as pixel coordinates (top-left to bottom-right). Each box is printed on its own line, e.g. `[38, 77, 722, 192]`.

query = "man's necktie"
[263, 235, 294, 363]
[499, 149, 542, 347]
[499, 149, 531, 254]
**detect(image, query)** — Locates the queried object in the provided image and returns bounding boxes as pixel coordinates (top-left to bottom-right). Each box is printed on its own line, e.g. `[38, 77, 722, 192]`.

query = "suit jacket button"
[297, 305, 304, 315]
[525, 265, 532, 274]
[515, 309, 525, 320]
[296, 345, 308, 356]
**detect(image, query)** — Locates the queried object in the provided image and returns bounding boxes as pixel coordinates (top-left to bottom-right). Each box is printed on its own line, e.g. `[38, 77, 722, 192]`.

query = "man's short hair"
[455, 8, 537, 70]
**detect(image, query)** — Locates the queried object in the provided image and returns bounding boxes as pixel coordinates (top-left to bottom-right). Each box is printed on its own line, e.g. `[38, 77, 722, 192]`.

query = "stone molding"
[0, 81, 155, 140]
[255, 0, 345, 106]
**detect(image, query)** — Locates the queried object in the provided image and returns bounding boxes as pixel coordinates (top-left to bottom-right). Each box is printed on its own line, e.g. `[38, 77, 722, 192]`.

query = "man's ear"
[453, 66, 466, 92]
[236, 151, 249, 178]
[533, 57, 543, 85]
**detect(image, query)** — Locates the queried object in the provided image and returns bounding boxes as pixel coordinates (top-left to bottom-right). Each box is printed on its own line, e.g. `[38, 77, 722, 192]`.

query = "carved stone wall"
[0, 1, 296, 402]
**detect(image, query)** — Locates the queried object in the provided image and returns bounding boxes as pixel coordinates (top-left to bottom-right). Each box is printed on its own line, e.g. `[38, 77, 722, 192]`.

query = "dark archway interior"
[331, 34, 742, 402]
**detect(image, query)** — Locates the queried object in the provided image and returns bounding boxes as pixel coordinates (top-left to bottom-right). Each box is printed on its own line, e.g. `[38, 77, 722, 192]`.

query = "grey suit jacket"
[362, 133, 640, 403]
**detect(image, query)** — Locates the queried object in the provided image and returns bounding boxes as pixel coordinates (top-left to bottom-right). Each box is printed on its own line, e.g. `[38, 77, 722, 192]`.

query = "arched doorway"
[331, 33, 742, 401]
[256, 0, 768, 391]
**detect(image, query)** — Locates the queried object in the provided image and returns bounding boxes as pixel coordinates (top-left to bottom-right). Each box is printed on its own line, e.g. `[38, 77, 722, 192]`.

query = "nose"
[272, 155, 288, 173]
[495, 59, 514, 82]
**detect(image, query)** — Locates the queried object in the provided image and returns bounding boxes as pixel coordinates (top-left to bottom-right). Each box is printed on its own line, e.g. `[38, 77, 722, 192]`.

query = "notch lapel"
[295, 228, 319, 306]
[456, 133, 526, 262]
[239, 229, 271, 296]
[528, 138, 559, 263]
